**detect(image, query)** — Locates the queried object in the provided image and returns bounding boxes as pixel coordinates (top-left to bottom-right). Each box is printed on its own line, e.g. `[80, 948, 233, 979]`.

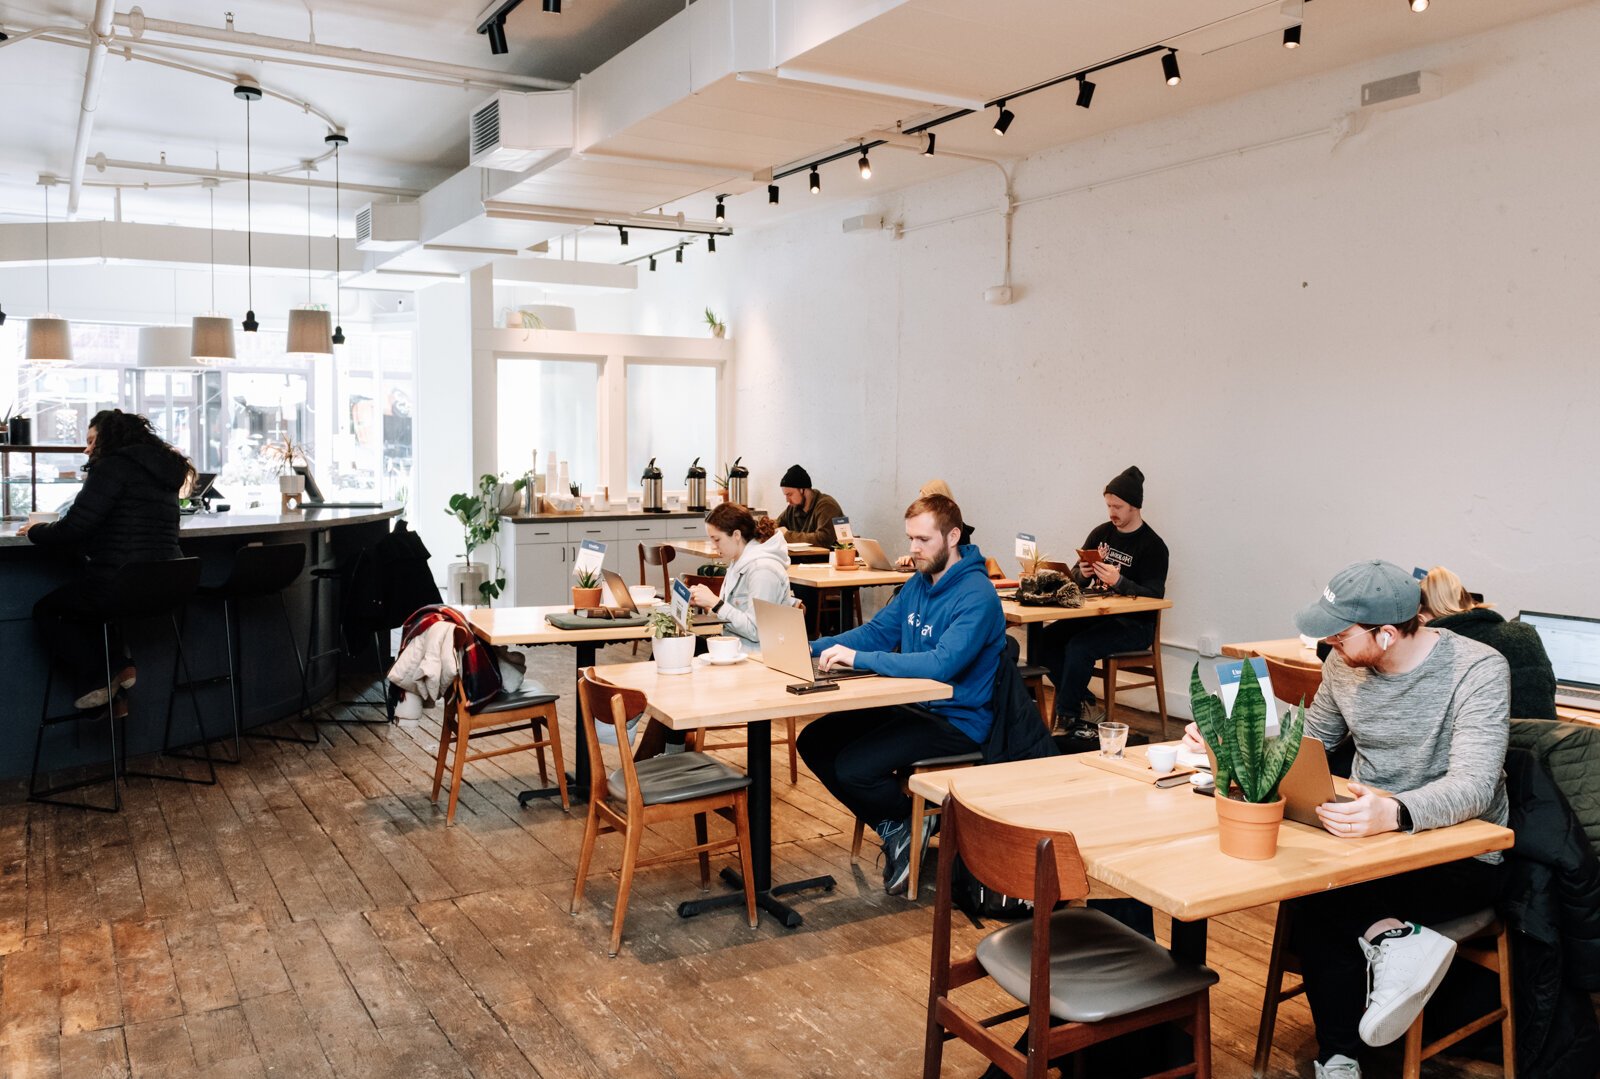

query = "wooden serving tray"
[1079, 743, 1198, 785]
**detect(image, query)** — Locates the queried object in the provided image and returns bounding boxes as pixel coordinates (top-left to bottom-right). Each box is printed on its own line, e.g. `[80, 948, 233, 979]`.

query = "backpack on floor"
[949, 853, 1032, 927]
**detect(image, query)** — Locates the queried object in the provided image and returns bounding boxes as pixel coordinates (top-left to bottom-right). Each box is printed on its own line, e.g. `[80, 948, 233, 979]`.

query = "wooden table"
[1001, 594, 1173, 664]
[1222, 637, 1321, 667]
[786, 563, 913, 632]
[595, 658, 951, 927]
[467, 606, 721, 803]
[909, 752, 1513, 959]
[675, 537, 831, 563]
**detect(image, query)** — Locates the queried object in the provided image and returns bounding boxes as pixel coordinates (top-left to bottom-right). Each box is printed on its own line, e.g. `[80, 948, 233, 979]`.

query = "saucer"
[704, 653, 746, 666]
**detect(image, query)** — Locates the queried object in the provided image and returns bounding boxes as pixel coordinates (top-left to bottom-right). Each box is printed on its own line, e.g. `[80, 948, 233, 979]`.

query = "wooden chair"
[682, 573, 724, 597]
[1251, 905, 1514, 1079]
[849, 750, 983, 900]
[1263, 654, 1322, 713]
[1094, 610, 1169, 739]
[924, 788, 1217, 1079]
[638, 542, 676, 595]
[431, 656, 565, 823]
[1019, 663, 1053, 728]
[570, 668, 758, 956]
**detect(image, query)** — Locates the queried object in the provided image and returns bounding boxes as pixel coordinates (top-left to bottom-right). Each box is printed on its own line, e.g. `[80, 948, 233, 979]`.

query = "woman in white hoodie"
[687, 502, 797, 653]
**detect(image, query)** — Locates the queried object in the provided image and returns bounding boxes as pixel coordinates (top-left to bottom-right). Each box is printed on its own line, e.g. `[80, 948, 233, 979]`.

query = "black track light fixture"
[0, 303, 7, 326]
[768, 183, 779, 205]
[707, 235, 716, 253]
[1410, 0, 1428, 10]
[1162, 49, 1182, 86]
[923, 132, 936, 156]
[1283, 23, 1302, 48]
[675, 245, 684, 264]
[618, 226, 628, 246]
[993, 101, 1014, 135]
[858, 149, 871, 180]
[1076, 74, 1096, 109]
[809, 166, 821, 194]
[714, 195, 725, 222]
[543, 0, 561, 12]
[648, 256, 657, 271]
[486, 16, 508, 54]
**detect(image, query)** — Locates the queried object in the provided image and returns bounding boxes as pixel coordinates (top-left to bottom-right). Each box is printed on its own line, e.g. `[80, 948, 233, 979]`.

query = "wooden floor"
[0, 641, 1525, 1078]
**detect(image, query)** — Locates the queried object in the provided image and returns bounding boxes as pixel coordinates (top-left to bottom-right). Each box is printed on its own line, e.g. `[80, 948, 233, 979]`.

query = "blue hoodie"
[810, 544, 1006, 744]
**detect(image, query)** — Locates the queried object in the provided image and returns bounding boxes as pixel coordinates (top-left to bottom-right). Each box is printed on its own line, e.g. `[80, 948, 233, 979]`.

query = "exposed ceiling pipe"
[66, 0, 118, 218]
[0, 24, 89, 49]
[114, 8, 567, 91]
[87, 156, 422, 199]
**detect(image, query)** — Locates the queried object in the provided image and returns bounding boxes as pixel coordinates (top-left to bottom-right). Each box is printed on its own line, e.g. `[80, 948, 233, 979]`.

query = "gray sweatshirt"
[715, 533, 796, 652]
[1306, 629, 1509, 860]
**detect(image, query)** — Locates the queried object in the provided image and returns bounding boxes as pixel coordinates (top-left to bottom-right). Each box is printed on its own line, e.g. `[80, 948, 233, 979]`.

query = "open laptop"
[754, 599, 875, 684]
[853, 537, 898, 571]
[1516, 610, 1600, 708]
[293, 465, 383, 509]
[181, 472, 221, 513]
[599, 568, 722, 625]
[1279, 738, 1354, 827]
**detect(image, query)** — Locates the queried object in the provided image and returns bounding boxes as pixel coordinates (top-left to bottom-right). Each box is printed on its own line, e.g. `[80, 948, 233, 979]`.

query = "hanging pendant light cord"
[42, 185, 51, 313]
[245, 97, 254, 314]
[334, 144, 341, 330]
[305, 166, 313, 305]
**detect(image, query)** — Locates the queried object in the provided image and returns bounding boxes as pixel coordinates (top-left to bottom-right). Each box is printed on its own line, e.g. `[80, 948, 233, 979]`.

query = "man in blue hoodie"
[796, 494, 1006, 895]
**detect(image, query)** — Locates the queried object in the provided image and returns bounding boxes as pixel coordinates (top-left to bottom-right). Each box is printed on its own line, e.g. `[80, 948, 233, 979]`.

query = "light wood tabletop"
[908, 753, 1512, 922]
[786, 564, 912, 590]
[592, 659, 950, 731]
[1000, 594, 1172, 625]
[467, 605, 721, 646]
[1222, 637, 1322, 666]
[676, 538, 830, 562]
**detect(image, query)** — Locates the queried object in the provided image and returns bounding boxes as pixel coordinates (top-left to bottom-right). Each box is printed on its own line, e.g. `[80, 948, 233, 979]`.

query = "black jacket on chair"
[25, 443, 187, 579]
[1499, 721, 1600, 1079]
[341, 519, 441, 639]
[982, 637, 1060, 765]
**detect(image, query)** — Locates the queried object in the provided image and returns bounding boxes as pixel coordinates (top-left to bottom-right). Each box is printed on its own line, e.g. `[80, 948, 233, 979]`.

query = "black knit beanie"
[1104, 466, 1144, 508]
[780, 464, 811, 489]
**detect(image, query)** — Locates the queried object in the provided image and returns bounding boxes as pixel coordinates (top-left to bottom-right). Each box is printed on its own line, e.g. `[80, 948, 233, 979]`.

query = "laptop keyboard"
[811, 661, 874, 682]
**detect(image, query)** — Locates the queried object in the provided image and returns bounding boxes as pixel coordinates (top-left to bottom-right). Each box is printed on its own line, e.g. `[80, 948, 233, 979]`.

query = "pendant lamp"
[25, 178, 72, 363]
[138, 272, 193, 369]
[235, 81, 261, 333]
[286, 163, 332, 355]
[191, 174, 236, 363]
[327, 130, 348, 346]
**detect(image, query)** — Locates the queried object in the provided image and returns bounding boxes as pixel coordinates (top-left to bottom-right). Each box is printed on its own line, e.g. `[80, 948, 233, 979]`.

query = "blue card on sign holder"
[671, 578, 692, 627]
[1215, 657, 1280, 737]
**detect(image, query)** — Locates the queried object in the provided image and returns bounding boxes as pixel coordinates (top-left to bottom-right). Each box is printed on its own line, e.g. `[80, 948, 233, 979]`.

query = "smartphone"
[1076, 547, 1103, 564]
[786, 682, 840, 695]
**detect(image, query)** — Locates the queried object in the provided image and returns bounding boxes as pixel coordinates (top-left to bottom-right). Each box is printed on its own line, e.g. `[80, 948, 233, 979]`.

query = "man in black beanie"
[773, 464, 846, 549]
[1035, 465, 1169, 735]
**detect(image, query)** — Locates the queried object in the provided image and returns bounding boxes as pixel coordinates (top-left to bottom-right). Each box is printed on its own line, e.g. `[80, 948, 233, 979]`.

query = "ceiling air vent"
[353, 202, 420, 251]
[467, 90, 575, 172]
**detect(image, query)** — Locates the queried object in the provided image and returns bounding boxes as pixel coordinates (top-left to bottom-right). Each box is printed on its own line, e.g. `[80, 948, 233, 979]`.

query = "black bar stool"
[167, 542, 312, 762]
[30, 556, 211, 812]
[305, 562, 395, 725]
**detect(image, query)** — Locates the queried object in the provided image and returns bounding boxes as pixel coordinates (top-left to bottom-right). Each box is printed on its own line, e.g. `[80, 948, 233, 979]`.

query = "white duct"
[67, 0, 117, 217]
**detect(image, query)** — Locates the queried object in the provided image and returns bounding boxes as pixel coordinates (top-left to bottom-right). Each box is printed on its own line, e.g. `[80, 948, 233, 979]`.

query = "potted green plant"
[572, 566, 602, 609]
[831, 540, 858, 570]
[445, 473, 513, 606]
[1188, 661, 1305, 860]
[704, 307, 727, 339]
[262, 436, 308, 501]
[647, 607, 696, 674]
[713, 461, 732, 502]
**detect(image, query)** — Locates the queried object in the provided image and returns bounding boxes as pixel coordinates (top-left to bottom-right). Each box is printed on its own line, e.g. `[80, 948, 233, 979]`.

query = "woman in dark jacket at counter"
[20, 409, 195, 708]
[1418, 565, 1558, 719]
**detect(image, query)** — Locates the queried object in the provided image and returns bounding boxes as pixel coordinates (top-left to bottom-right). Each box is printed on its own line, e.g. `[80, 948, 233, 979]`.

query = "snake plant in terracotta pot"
[1189, 661, 1305, 860]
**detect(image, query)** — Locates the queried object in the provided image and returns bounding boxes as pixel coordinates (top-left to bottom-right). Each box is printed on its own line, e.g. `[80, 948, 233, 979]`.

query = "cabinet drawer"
[617, 520, 666, 541]
[513, 523, 567, 545]
[665, 518, 706, 539]
[568, 520, 619, 543]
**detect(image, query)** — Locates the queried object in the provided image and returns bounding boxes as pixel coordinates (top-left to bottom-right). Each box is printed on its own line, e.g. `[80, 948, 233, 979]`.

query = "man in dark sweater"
[772, 464, 845, 548]
[1035, 465, 1169, 735]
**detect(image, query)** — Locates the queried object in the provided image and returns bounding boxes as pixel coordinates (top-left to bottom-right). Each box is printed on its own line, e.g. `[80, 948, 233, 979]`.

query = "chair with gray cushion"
[924, 787, 1217, 1079]
[430, 651, 564, 823]
[571, 668, 758, 956]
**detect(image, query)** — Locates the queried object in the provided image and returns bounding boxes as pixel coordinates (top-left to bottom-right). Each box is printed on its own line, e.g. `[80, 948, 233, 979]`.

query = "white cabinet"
[665, 517, 706, 540]
[501, 515, 702, 605]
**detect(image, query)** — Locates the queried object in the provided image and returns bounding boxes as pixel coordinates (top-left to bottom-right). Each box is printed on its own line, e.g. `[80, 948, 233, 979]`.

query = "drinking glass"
[1098, 721, 1130, 758]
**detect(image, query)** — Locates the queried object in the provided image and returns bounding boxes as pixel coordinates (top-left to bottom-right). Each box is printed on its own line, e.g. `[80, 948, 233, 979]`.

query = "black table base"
[677, 866, 835, 929]
[517, 639, 598, 808]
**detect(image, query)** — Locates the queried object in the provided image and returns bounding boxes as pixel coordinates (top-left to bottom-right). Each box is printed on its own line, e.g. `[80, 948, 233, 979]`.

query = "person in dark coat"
[1418, 566, 1558, 719]
[22, 409, 195, 708]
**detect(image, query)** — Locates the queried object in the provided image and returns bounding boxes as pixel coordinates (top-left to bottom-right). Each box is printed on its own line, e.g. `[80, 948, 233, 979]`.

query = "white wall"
[603, 4, 1600, 715]
[414, 280, 474, 584]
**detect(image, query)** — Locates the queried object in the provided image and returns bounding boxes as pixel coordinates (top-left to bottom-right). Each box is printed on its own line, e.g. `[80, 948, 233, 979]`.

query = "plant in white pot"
[445, 473, 514, 606]
[647, 607, 696, 674]
[704, 307, 727, 339]
[262, 436, 309, 510]
[1189, 661, 1305, 860]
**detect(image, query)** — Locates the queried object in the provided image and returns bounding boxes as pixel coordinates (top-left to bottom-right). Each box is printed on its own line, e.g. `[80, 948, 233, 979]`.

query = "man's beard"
[916, 543, 950, 579]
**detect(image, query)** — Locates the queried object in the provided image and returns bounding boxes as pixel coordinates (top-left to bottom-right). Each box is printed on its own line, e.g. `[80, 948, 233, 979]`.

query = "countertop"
[0, 505, 400, 548]
[503, 508, 764, 524]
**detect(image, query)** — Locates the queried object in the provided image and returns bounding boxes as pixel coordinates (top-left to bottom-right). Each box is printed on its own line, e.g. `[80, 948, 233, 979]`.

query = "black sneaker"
[877, 819, 911, 895]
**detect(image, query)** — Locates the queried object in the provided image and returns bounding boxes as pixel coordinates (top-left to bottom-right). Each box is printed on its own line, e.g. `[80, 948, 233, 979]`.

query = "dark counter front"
[1, 507, 401, 783]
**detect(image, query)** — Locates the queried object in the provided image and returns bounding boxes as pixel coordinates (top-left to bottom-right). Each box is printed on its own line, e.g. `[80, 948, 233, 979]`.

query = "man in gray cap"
[773, 464, 845, 549]
[1188, 559, 1510, 1079]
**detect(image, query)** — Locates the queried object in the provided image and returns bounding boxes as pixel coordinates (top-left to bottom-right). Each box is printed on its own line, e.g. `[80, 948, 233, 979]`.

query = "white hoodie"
[715, 532, 797, 652]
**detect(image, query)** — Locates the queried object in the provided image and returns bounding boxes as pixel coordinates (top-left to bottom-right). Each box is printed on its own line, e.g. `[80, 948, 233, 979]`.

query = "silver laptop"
[600, 568, 721, 624]
[754, 599, 874, 683]
[1517, 610, 1600, 708]
[853, 537, 898, 571]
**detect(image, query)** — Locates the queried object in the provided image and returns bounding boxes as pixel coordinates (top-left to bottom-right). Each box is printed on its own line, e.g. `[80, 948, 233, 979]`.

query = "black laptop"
[294, 465, 383, 509]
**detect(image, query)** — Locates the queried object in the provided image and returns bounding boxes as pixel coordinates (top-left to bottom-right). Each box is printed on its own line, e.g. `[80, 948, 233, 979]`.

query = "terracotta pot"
[571, 586, 602, 609]
[832, 548, 857, 570]
[1214, 794, 1285, 860]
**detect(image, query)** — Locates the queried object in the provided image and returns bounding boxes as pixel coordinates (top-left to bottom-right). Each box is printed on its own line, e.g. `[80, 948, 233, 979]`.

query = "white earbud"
[1378, 631, 1393, 649]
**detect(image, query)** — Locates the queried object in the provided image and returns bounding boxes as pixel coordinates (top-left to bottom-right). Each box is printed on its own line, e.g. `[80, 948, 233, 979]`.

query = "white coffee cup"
[1147, 744, 1179, 776]
[706, 636, 740, 661]
[628, 585, 657, 606]
[26, 510, 59, 526]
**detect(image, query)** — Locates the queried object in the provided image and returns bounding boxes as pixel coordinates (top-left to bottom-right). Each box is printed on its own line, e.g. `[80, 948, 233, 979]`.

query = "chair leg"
[444, 715, 471, 824]
[1402, 1014, 1425, 1079]
[1194, 991, 1213, 1079]
[734, 791, 758, 929]
[570, 802, 601, 914]
[430, 709, 455, 802]
[851, 819, 866, 863]
[1152, 650, 1169, 740]
[1498, 930, 1516, 1079]
[906, 794, 926, 900]
[1254, 903, 1294, 1078]
[534, 742, 549, 786]
[609, 817, 645, 957]
[785, 716, 798, 784]
[694, 812, 711, 889]
[542, 706, 570, 812]
[1103, 659, 1119, 724]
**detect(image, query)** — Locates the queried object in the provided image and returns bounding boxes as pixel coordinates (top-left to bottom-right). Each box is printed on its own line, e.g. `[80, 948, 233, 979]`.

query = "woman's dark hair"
[88, 408, 197, 487]
[704, 502, 776, 542]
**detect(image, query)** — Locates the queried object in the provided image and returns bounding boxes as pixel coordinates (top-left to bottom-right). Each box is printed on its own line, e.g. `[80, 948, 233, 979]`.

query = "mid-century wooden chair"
[1094, 610, 1169, 738]
[924, 788, 1217, 1078]
[1263, 653, 1323, 713]
[571, 669, 758, 956]
[431, 653, 565, 823]
[638, 542, 677, 596]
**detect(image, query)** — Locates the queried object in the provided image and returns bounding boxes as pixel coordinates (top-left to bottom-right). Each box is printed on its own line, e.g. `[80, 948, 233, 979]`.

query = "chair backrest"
[578, 668, 650, 802]
[943, 784, 1089, 902]
[222, 542, 307, 597]
[638, 543, 676, 597]
[1264, 654, 1322, 710]
[108, 557, 203, 617]
[683, 573, 723, 597]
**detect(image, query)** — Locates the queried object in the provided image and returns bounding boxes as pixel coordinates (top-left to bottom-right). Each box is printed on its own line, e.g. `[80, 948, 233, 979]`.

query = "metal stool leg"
[128, 613, 218, 786]
[246, 591, 320, 745]
[304, 571, 392, 726]
[28, 622, 122, 812]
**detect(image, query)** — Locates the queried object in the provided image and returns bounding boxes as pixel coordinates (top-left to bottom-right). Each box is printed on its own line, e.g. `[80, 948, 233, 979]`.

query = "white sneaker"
[1314, 1054, 1361, 1078]
[1357, 923, 1456, 1047]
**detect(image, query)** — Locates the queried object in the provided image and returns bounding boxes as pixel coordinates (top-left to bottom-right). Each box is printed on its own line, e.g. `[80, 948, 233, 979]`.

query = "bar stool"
[167, 542, 312, 762]
[30, 557, 210, 812]
[305, 562, 394, 724]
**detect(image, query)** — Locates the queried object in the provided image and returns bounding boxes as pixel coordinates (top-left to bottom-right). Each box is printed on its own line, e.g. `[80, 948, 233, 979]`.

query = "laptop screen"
[1518, 611, 1600, 689]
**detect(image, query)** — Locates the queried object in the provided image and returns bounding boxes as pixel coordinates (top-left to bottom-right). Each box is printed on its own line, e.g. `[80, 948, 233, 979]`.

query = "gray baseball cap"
[1295, 559, 1421, 639]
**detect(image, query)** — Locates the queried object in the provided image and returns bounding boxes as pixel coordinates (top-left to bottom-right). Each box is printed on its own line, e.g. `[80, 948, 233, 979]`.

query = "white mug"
[1147, 744, 1179, 776]
[26, 511, 59, 526]
[706, 636, 741, 661]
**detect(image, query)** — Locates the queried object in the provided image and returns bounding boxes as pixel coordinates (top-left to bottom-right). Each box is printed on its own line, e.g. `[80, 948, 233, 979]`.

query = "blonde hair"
[918, 478, 953, 500]
[1419, 566, 1475, 619]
